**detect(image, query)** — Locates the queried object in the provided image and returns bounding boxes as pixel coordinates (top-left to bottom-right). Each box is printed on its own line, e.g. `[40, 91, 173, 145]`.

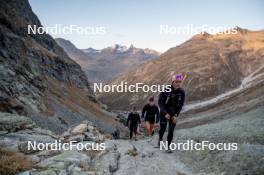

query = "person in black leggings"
[126, 107, 141, 140]
[141, 97, 159, 136]
[158, 74, 185, 152]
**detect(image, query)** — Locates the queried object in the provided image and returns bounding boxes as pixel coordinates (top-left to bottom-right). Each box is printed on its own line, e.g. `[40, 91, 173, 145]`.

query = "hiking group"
[126, 74, 185, 152]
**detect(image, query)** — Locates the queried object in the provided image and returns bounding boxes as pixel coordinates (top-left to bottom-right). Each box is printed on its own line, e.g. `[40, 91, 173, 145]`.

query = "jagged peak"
[214, 26, 250, 36]
[104, 44, 128, 52]
[234, 26, 249, 34]
[192, 32, 212, 40]
[129, 44, 135, 49]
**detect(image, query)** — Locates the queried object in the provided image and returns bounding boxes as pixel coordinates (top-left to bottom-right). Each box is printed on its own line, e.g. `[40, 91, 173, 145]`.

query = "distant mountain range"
[99, 27, 264, 110]
[55, 38, 160, 83]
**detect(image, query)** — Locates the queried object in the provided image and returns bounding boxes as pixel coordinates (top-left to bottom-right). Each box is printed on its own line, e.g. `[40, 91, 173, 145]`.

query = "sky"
[29, 0, 264, 52]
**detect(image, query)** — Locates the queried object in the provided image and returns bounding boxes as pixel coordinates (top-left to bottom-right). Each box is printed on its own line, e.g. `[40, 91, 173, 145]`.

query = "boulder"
[17, 171, 31, 175]
[71, 124, 88, 134]
[0, 112, 36, 132]
[83, 132, 96, 142]
[65, 134, 85, 143]
[18, 142, 39, 154]
[25, 155, 41, 164]
[32, 128, 58, 139]
[36, 150, 61, 160]
[0, 130, 8, 135]
[93, 151, 120, 174]
[31, 169, 57, 175]
[0, 129, 57, 154]
[36, 151, 91, 171]
[0, 136, 20, 151]
[7, 131, 56, 143]
[87, 125, 95, 132]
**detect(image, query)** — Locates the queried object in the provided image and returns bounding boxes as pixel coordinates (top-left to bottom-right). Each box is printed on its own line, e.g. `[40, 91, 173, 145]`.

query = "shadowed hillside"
[0, 0, 124, 134]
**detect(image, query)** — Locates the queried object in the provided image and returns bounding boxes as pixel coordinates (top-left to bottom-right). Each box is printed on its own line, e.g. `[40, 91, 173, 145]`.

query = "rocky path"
[105, 138, 193, 175]
[0, 112, 194, 175]
[2, 109, 263, 175]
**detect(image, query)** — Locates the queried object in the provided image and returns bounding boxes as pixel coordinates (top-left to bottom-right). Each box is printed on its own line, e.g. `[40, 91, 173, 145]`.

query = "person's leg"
[167, 121, 176, 146]
[159, 121, 167, 142]
[145, 121, 151, 136]
[151, 130, 155, 136]
[133, 125, 138, 140]
[149, 123, 154, 136]
[137, 124, 140, 135]
[129, 126, 133, 139]
[134, 125, 138, 136]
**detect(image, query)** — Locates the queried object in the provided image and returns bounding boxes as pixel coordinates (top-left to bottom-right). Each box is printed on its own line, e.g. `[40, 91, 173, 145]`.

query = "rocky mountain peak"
[234, 26, 249, 34]
[105, 44, 128, 53]
[192, 31, 212, 40]
[129, 44, 135, 49]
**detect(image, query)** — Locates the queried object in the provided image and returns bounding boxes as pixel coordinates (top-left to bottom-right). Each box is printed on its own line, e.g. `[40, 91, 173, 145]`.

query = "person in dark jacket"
[127, 106, 141, 140]
[141, 97, 159, 136]
[158, 74, 185, 152]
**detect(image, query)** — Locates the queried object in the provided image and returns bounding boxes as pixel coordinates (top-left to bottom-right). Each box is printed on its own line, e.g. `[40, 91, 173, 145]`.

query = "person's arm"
[126, 113, 131, 126]
[137, 114, 141, 124]
[176, 90, 185, 116]
[158, 92, 168, 115]
[155, 107, 160, 123]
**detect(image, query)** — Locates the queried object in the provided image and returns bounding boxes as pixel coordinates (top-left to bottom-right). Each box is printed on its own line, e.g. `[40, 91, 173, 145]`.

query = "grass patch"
[0, 149, 33, 175]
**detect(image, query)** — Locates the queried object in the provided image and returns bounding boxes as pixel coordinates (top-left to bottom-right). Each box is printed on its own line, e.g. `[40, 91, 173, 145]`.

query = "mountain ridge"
[100, 28, 264, 110]
[55, 38, 160, 83]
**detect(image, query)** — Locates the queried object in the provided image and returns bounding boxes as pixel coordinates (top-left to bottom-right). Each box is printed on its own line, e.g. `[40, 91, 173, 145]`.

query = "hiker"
[126, 106, 141, 140]
[158, 74, 185, 153]
[112, 125, 120, 139]
[141, 97, 159, 137]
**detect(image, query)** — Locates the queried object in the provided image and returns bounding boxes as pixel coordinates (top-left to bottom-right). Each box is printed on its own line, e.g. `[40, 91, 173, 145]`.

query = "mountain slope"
[100, 28, 264, 110]
[0, 0, 123, 134]
[55, 38, 92, 62]
[55, 38, 160, 83]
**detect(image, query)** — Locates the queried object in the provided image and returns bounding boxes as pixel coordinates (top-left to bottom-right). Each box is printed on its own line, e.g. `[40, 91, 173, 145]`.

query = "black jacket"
[126, 112, 141, 127]
[158, 86, 185, 120]
[141, 104, 159, 124]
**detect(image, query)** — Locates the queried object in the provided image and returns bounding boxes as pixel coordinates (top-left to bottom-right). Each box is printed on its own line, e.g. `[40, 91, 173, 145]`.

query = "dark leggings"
[129, 125, 138, 139]
[159, 120, 176, 146]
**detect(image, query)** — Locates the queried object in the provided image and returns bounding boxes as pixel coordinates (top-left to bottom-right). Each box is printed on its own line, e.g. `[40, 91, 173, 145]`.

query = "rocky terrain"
[56, 38, 160, 83]
[0, 112, 118, 175]
[0, 112, 192, 175]
[0, 0, 125, 134]
[1, 106, 263, 175]
[100, 28, 264, 110]
[173, 83, 264, 174]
